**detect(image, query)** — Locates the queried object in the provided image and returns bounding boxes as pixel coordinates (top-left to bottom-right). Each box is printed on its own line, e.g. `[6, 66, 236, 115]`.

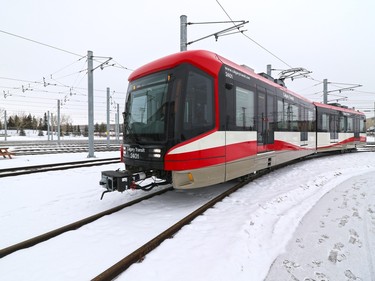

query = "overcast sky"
[1, 0, 374, 125]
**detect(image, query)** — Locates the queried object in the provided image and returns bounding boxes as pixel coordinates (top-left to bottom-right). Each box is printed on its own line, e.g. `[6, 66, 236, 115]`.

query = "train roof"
[128, 50, 223, 81]
[128, 50, 338, 106]
[313, 102, 365, 116]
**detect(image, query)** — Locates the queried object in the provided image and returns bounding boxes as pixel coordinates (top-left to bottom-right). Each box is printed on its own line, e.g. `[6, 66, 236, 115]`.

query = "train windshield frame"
[124, 64, 215, 145]
[124, 71, 169, 143]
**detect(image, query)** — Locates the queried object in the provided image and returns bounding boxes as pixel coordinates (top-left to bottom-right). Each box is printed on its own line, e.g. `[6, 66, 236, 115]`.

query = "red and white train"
[100, 50, 366, 197]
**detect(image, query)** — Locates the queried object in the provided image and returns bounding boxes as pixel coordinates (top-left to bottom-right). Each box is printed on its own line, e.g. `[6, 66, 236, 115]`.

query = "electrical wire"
[0, 29, 82, 57]
[215, 0, 293, 69]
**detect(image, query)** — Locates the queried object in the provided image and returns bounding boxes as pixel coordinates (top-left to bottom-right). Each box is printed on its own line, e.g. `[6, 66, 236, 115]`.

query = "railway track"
[0, 157, 121, 177]
[0, 187, 173, 259]
[0, 150, 370, 279]
[0, 169, 265, 278]
[92, 170, 268, 280]
[2, 140, 121, 156]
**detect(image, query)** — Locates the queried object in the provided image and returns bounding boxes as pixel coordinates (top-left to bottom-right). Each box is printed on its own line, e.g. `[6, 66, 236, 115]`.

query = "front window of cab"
[124, 72, 169, 142]
[124, 65, 215, 144]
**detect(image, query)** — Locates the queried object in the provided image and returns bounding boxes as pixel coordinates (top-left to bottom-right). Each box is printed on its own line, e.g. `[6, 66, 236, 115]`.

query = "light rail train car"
[315, 102, 366, 152]
[99, 50, 365, 197]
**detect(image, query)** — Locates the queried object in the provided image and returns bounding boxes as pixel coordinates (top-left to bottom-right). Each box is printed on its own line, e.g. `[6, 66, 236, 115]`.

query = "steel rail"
[91, 170, 269, 281]
[91, 150, 349, 280]
[0, 187, 173, 258]
[0, 158, 121, 177]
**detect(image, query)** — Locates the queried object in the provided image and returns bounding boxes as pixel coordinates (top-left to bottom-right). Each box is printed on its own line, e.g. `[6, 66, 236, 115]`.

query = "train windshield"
[124, 65, 215, 144]
[124, 72, 169, 142]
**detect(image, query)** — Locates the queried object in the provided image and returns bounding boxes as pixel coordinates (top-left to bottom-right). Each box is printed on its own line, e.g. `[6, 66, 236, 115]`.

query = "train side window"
[360, 118, 366, 133]
[308, 109, 315, 131]
[354, 117, 360, 137]
[277, 99, 286, 130]
[329, 114, 339, 139]
[347, 117, 353, 132]
[181, 70, 214, 140]
[339, 116, 346, 132]
[290, 104, 299, 131]
[235, 86, 254, 130]
[284, 102, 290, 130]
[300, 107, 308, 141]
[277, 99, 297, 131]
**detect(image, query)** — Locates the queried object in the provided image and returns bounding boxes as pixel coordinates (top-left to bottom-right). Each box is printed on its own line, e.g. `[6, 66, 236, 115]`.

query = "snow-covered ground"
[0, 150, 374, 281]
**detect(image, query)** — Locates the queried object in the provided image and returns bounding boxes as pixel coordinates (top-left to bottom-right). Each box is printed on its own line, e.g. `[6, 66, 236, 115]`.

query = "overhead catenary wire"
[215, 0, 293, 69]
[0, 29, 130, 98]
[0, 29, 83, 57]
[214, 0, 375, 111]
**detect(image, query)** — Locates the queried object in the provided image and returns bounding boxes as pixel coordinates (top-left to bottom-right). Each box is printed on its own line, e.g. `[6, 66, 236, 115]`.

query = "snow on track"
[1, 152, 375, 280]
[120, 153, 375, 281]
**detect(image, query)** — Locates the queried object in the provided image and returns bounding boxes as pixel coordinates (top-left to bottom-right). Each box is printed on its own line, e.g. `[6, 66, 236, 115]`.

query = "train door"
[300, 107, 308, 146]
[256, 87, 274, 149]
[354, 116, 360, 139]
[266, 92, 275, 144]
[329, 114, 339, 142]
[257, 90, 266, 146]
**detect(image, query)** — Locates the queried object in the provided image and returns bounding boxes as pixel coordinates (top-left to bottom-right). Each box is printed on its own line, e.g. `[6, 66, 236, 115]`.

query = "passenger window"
[339, 116, 346, 132]
[322, 114, 329, 131]
[290, 104, 299, 131]
[360, 119, 366, 133]
[235, 87, 254, 129]
[308, 110, 315, 131]
[181, 70, 214, 139]
[347, 118, 353, 132]
[277, 99, 286, 130]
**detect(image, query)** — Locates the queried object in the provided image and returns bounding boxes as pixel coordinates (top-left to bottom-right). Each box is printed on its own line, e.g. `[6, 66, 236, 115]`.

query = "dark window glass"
[125, 72, 169, 142]
[235, 86, 255, 130]
[180, 70, 214, 140]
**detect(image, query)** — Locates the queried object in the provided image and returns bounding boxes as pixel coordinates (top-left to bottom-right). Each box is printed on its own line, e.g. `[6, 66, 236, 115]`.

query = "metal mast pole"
[323, 79, 328, 104]
[180, 15, 187, 51]
[4, 110, 7, 141]
[87, 50, 95, 157]
[51, 113, 54, 141]
[57, 99, 61, 144]
[116, 103, 120, 142]
[106, 87, 110, 148]
[47, 111, 50, 141]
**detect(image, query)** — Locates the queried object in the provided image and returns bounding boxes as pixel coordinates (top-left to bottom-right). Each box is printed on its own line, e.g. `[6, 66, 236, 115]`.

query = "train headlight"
[151, 148, 162, 158]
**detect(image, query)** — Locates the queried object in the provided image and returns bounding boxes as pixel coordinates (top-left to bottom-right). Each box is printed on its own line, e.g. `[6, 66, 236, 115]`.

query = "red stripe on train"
[164, 140, 311, 171]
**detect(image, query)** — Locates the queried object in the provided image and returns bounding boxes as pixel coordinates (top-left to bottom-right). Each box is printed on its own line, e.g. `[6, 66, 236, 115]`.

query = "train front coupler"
[99, 170, 170, 199]
[99, 170, 146, 199]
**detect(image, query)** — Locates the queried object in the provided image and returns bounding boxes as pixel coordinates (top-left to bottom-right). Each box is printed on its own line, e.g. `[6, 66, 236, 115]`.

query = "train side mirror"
[225, 82, 234, 90]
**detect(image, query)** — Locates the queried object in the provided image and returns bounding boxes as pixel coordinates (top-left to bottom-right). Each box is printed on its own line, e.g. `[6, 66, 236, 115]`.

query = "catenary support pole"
[57, 99, 61, 144]
[180, 15, 187, 51]
[106, 87, 110, 148]
[87, 50, 95, 157]
[4, 110, 7, 141]
[323, 78, 328, 104]
[116, 103, 120, 142]
[47, 111, 50, 141]
[51, 113, 53, 141]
